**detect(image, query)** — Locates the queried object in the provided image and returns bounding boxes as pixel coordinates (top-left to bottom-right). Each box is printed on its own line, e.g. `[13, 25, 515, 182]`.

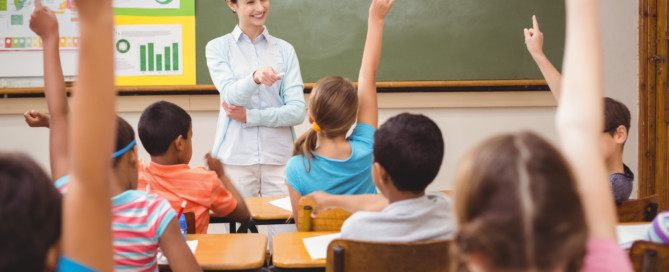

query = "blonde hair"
[452, 132, 587, 272]
[293, 76, 358, 172]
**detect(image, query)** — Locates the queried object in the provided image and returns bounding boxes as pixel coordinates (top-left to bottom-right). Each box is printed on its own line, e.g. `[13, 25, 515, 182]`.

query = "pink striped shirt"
[55, 176, 176, 272]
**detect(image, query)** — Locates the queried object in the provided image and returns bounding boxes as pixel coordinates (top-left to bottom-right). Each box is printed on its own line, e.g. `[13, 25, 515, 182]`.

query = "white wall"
[0, 2, 639, 194]
[601, 1, 639, 197]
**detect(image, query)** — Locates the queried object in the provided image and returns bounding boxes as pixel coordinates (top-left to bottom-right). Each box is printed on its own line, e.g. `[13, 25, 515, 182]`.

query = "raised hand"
[29, 0, 58, 41]
[24, 110, 51, 127]
[369, 0, 395, 21]
[524, 15, 544, 57]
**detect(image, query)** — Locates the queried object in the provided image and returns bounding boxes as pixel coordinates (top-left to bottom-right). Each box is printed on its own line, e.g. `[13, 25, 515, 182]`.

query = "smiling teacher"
[205, 0, 306, 200]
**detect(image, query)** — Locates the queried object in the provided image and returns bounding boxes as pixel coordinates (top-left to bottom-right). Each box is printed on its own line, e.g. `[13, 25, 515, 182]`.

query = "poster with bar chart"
[114, 24, 182, 76]
[114, 0, 180, 10]
[0, 0, 80, 51]
[114, 14, 195, 85]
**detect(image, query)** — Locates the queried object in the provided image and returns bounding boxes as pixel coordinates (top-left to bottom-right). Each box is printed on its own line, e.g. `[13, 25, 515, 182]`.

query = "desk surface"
[208, 196, 293, 221]
[246, 196, 293, 220]
[272, 231, 338, 268]
[187, 233, 267, 270]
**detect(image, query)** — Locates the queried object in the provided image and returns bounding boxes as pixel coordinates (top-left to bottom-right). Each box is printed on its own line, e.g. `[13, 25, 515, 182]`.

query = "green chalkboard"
[195, 0, 565, 85]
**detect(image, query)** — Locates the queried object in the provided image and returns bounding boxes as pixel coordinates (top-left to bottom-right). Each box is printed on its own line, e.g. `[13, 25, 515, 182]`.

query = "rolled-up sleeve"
[206, 37, 260, 106]
[246, 43, 306, 127]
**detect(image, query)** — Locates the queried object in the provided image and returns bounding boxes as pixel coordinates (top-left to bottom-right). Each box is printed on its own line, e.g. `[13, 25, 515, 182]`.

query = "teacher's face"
[230, 0, 270, 30]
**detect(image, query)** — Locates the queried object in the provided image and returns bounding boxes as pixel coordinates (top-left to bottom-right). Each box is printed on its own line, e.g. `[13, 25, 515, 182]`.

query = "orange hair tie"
[312, 122, 321, 132]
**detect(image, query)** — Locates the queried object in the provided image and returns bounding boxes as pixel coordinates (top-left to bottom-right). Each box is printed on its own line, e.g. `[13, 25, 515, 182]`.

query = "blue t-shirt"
[286, 123, 377, 196]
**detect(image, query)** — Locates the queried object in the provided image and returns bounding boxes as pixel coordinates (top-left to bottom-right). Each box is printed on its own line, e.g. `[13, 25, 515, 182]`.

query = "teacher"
[205, 0, 306, 199]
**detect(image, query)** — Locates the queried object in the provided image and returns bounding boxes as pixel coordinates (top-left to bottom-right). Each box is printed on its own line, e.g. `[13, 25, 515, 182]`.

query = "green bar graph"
[156, 54, 162, 71]
[164, 47, 170, 71]
[137, 42, 179, 72]
[148, 43, 154, 71]
[140, 45, 146, 72]
[172, 43, 178, 70]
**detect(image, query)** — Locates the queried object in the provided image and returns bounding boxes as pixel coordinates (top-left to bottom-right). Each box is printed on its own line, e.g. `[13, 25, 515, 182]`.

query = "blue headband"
[112, 139, 136, 158]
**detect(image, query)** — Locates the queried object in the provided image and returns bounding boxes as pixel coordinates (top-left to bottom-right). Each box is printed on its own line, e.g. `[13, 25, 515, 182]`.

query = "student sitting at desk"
[524, 15, 635, 204]
[305, 113, 455, 242]
[136, 101, 250, 234]
[22, 4, 200, 271]
[285, 0, 396, 223]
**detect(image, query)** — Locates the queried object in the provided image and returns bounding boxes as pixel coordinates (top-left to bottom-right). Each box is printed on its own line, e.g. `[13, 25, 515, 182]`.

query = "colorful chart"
[113, 0, 179, 10]
[0, 0, 80, 51]
[115, 15, 195, 85]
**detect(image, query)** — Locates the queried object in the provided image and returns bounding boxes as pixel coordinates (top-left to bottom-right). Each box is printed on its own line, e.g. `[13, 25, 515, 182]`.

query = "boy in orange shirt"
[137, 101, 250, 233]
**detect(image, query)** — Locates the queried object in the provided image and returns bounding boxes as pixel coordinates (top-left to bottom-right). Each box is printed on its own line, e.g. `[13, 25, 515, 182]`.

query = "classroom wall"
[0, 3, 639, 195]
[600, 1, 639, 198]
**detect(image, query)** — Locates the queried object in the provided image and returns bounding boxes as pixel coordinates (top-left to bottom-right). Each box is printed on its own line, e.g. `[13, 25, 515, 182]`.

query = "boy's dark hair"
[603, 97, 631, 137]
[0, 153, 62, 271]
[373, 113, 444, 194]
[138, 101, 191, 156]
[114, 116, 136, 166]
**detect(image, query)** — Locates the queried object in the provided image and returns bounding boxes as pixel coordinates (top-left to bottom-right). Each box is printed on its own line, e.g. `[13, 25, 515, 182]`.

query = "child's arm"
[557, 0, 616, 241]
[158, 219, 201, 272]
[29, 2, 70, 181]
[356, 0, 394, 129]
[524, 15, 563, 100]
[302, 191, 388, 217]
[24, 110, 50, 127]
[205, 153, 251, 223]
[63, 0, 116, 269]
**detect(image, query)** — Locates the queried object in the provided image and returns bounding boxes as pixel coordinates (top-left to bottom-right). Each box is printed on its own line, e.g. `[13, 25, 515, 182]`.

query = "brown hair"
[293, 76, 358, 171]
[603, 97, 631, 137]
[452, 132, 587, 272]
[0, 153, 62, 271]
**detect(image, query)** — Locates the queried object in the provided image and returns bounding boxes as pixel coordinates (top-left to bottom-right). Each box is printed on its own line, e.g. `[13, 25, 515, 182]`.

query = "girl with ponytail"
[285, 0, 394, 222]
[452, 0, 633, 271]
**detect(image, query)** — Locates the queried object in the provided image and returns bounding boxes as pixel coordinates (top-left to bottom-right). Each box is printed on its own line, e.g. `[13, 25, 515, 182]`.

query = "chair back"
[629, 241, 669, 272]
[325, 239, 450, 272]
[297, 198, 352, 232]
[183, 211, 196, 234]
[617, 195, 659, 222]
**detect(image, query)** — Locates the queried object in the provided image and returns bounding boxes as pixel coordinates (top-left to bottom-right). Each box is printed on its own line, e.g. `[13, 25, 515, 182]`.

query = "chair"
[629, 241, 669, 272]
[184, 211, 196, 234]
[297, 198, 352, 232]
[617, 195, 659, 222]
[325, 239, 451, 272]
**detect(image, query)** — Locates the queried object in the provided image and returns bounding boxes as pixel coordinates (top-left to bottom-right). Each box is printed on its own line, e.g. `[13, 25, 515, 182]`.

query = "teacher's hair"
[292, 76, 358, 172]
[452, 132, 587, 272]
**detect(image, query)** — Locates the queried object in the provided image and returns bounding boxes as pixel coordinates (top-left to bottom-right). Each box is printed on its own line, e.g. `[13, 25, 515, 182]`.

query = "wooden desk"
[246, 196, 295, 224]
[187, 233, 267, 270]
[272, 231, 338, 269]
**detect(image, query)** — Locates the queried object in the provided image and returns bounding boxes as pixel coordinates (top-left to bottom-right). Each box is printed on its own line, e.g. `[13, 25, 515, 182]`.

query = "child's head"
[293, 76, 358, 169]
[453, 132, 587, 272]
[138, 101, 193, 164]
[114, 116, 138, 190]
[601, 97, 630, 162]
[0, 153, 62, 271]
[372, 113, 444, 196]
